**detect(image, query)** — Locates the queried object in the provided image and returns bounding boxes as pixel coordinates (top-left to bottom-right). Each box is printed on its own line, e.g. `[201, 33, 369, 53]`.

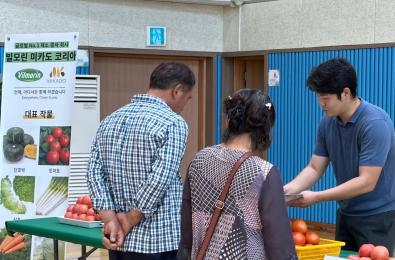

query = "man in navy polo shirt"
[284, 57, 395, 254]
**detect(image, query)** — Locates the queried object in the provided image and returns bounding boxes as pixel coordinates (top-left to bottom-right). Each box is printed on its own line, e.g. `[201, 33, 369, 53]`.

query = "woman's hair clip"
[227, 95, 232, 100]
[265, 102, 272, 110]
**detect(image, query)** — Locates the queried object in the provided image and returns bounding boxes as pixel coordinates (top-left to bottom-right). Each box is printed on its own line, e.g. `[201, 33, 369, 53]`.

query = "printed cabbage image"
[1, 176, 26, 214]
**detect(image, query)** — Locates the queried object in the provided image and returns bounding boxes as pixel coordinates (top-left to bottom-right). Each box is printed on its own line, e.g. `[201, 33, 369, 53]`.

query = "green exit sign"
[146, 26, 166, 47]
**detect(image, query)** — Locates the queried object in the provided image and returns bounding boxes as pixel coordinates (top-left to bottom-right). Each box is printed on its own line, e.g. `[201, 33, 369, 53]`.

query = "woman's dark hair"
[306, 57, 357, 99]
[223, 88, 275, 152]
[149, 62, 195, 91]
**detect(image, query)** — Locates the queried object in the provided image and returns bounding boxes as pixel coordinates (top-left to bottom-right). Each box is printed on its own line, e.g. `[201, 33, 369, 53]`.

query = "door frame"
[89, 47, 218, 150]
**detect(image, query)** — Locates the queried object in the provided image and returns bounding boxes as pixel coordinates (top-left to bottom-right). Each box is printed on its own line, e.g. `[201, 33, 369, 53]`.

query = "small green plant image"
[3, 127, 36, 163]
[38, 126, 71, 166]
[13, 176, 35, 203]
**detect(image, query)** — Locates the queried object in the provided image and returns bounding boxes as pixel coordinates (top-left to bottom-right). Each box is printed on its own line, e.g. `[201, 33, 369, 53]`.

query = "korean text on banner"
[0, 32, 79, 259]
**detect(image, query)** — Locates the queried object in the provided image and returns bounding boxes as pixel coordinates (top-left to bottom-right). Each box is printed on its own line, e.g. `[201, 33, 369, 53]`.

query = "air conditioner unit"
[68, 75, 100, 205]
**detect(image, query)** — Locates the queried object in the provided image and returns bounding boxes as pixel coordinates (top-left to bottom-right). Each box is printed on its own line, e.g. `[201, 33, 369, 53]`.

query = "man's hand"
[117, 210, 144, 235]
[287, 190, 320, 208]
[100, 210, 124, 250]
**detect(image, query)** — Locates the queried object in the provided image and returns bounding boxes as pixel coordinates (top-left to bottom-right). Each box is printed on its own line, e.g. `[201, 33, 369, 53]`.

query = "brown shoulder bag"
[196, 151, 254, 260]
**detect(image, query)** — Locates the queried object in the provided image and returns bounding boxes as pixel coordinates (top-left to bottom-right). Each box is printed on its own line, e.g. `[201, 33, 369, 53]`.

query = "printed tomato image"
[38, 126, 71, 166]
[51, 127, 63, 138]
[59, 135, 70, 147]
[50, 141, 61, 152]
[47, 151, 60, 165]
[59, 148, 70, 163]
[44, 134, 55, 144]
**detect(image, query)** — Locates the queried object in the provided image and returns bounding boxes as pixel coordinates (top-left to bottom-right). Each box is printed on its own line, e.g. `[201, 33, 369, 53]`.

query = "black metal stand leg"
[53, 239, 59, 260]
[78, 245, 98, 260]
[79, 245, 86, 260]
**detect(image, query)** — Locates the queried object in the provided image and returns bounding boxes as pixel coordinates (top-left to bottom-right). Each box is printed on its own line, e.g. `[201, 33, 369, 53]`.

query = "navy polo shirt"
[314, 99, 395, 216]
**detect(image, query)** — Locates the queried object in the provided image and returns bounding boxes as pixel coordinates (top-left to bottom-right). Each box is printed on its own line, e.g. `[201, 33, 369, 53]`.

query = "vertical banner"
[0, 32, 78, 259]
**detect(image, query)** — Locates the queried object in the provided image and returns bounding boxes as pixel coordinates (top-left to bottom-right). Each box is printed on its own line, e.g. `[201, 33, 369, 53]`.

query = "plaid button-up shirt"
[87, 94, 188, 253]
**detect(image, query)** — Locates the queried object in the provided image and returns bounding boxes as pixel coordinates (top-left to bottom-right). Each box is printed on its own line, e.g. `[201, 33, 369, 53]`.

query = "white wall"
[2, 0, 395, 53]
[0, 0, 224, 52]
[229, 0, 395, 52]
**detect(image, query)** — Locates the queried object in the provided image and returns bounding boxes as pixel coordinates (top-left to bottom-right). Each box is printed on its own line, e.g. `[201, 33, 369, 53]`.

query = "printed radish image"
[35, 177, 68, 215]
[38, 126, 71, 166]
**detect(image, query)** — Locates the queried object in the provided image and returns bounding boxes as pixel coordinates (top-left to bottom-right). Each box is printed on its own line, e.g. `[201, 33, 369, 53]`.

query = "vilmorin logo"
[15, 68, 43, 82]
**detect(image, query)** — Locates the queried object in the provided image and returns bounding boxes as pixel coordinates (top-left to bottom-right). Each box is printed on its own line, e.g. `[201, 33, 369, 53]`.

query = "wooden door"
[222, 55, 267, 158]
[233, 58, 265, 92]
[93, 53, 203, 176]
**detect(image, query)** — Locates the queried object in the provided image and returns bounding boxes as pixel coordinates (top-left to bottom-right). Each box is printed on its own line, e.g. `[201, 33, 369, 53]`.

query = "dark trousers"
[109, 250, 178, 260]
[335, 209, 395, 254]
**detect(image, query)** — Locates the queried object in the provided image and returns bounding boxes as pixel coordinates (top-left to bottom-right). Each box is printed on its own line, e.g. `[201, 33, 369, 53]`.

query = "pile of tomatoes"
[42, 127, 70, 165]
[348, 244, 393, 260]
[291, 219, 320, 246]
[64, 195, 101, 222]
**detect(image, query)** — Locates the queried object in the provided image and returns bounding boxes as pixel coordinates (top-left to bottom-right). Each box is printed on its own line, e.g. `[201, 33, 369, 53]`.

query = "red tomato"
[78, 204, 88, 215]
[370, 246, 389, 260]
[47, 151, 59, 165]
[292, 220, 308, 234]
[52, 127, 63, 138]
[79, 214, 87, 221]
[59, 134, 70, 147]
[86, 215, 96, 222]
[348, 254, 361, 260]
[305, 231, 320, 245]
[59, 148, 70, 163]
[71, 213, 78, 219]
[64, 212, 73, 219]
[66, 205, 75, 212]
[359, 244, 375, 257]
[77, 196, 83, 204]
[87, 208, 95, 216]
[44, 134, 55, 144]
[50, 141, 61, 152]
[292, 231, 306, 246]
[74, 204, 81, 213]
[82, 196, 92, 207]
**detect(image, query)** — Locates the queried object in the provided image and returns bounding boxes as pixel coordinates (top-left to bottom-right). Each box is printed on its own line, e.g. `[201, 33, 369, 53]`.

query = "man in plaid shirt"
[87, 62, 195, 260]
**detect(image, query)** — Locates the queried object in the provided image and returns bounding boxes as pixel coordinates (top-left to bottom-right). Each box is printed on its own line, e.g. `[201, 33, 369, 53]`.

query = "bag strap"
[196, 151, 254, 260]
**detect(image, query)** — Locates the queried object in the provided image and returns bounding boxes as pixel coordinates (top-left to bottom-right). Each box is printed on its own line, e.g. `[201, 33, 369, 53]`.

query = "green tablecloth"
[339, 250, 357, 258]
[5, 217, 104, 249]
[6, 217, 357, 258]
